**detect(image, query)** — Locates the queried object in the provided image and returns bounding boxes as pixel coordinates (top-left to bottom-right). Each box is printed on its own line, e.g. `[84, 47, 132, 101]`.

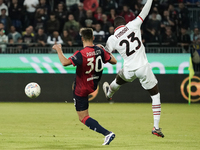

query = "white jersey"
[105, 17, 147, 70]
[105, 0, 153, 71]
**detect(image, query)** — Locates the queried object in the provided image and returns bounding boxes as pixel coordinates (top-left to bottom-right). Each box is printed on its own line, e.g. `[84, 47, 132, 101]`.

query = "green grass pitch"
[0, 102, 200, 150]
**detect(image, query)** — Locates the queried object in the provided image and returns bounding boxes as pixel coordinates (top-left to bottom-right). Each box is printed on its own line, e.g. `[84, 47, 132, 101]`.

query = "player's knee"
[80, 115, 90, 124]
[79, 115, 85, 122]
[149, 90, 158, 96]
[148, 84, 159, 96]
[116, 78, 121, 84]
[116, 75, 126, 85]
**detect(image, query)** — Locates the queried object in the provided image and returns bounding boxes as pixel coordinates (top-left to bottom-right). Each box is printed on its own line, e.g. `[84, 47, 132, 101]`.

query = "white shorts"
[118, 63, 158, 90]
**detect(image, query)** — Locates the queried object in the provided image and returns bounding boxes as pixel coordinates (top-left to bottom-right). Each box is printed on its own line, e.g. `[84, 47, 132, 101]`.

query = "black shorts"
[73, 92, 89, 111]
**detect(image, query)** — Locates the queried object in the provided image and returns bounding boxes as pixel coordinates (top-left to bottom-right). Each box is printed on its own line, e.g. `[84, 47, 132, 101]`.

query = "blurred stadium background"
[0, 0, 199, 102]
[0, 0, 200, 149]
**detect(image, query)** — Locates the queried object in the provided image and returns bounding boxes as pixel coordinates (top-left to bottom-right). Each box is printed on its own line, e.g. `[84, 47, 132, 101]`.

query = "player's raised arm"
[52, 44, 72, 66]
[139, 0, 153, 21]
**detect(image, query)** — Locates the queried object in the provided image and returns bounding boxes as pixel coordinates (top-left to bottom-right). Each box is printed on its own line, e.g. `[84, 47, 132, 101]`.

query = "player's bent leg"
[104, 75, 127, 100]
[147, 84, 159, 96]
[116, 74, 127, 85]
[105, 78, 121, 99]
[103, 82, 112, 100]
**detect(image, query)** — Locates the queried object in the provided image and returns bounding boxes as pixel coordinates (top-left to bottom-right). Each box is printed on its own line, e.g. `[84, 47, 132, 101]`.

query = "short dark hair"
[114, 16, 126, 29]
[80, 28, 93, 41]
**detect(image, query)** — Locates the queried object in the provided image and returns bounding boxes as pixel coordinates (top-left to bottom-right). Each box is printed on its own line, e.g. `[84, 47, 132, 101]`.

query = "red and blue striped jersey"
[69, 45, 111, 97]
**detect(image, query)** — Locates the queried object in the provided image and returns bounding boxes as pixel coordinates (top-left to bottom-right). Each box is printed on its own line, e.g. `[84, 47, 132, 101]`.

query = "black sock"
[82, 116, 110, 136]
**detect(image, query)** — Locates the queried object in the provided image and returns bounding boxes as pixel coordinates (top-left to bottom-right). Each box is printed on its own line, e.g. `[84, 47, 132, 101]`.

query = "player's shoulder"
[107, 35, 116, 42]
[93, 45, 107, 55]
[73, 49, 82, 55]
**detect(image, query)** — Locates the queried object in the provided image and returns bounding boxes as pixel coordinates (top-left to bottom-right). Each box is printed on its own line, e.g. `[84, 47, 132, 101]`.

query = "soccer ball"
[25, 82, 41, 98]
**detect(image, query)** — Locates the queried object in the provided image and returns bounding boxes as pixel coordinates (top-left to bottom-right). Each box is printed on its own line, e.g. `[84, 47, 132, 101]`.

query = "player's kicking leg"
[81, 113, 116, 145]
[77, 109, 115, 145]
[74, 94, 115, 145]
[103, 74, 127, 100]
[103, 82, 112, 100]
[102, 132, 115, 145]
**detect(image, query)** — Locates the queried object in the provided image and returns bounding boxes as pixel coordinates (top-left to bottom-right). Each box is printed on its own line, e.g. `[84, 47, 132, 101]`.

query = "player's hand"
[97, 44, 111, 53]
[52, 44, 62, 51]
[96, 44, 105, 49]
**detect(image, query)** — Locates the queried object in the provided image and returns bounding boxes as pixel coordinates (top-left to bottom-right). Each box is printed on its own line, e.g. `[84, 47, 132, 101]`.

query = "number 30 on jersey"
[85, 56, 103, 74]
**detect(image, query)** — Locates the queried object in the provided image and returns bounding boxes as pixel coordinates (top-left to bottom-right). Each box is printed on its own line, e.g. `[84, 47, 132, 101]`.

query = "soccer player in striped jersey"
[52, 28, 117, 145]
[103, 0, 164, 138]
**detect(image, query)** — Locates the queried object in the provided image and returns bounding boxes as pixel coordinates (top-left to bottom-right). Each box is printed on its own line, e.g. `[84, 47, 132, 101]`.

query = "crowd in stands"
[0, 0, 199, 56]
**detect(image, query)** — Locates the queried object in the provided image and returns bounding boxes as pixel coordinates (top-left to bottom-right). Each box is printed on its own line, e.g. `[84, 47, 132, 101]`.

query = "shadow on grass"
[18, 143, 130, 150]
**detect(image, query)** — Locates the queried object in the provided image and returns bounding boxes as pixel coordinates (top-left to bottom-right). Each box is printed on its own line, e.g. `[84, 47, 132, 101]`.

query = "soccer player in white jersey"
[103, 0, 164, 138]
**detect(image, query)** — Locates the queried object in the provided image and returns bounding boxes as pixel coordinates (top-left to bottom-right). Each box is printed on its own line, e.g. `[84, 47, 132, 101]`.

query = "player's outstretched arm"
[52, 44, 72, 66]
[96, 44, 117, 64]
[139, 0, 153, 21]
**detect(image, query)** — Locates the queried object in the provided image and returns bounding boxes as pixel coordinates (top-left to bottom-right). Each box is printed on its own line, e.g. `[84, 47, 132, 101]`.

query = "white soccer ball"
[25, 82, 41, 98]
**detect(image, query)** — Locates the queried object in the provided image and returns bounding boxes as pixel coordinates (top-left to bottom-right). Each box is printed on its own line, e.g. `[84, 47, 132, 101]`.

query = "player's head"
[114, 16, 126, 29]
[80, 28, 94, 42]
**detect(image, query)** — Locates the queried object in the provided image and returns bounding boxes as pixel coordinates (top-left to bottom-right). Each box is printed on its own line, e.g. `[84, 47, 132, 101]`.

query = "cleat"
[152, 127, 164, 138]
[102, 132, 115, 145]
[103, 82, 112, 101]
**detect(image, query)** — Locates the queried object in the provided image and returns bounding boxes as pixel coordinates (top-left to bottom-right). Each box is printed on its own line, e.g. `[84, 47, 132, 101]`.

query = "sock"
[107, 79, 121, 98]
[82, 116, 110, 136]
[151, 93, 161, 129]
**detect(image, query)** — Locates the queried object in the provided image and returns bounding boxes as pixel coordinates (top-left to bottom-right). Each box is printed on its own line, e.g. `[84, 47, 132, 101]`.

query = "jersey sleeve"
[127, 0, 153, 29]
[127, 16, 143, 29]
[105, 36, 115, 53]
[68, 51, 83, 66]
[138, 0, 153, 21]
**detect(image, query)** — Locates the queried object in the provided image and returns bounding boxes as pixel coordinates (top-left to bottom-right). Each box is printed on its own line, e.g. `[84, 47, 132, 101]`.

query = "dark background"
[1, 73, 198, 103]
